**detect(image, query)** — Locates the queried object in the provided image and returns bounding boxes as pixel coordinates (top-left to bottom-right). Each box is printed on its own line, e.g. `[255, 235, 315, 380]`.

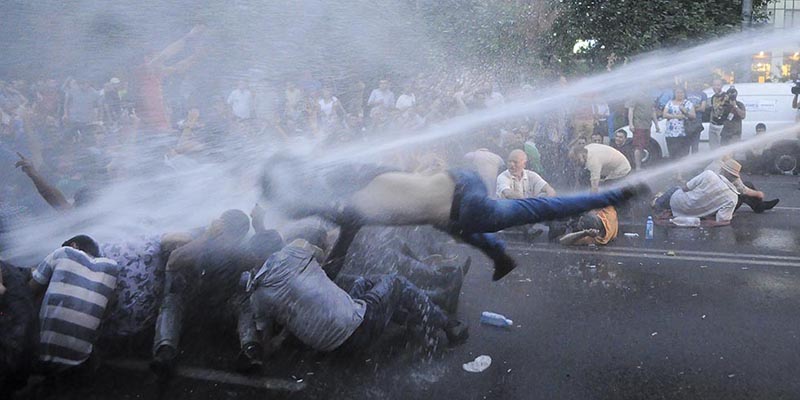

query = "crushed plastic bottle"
[480, 311, 513, 328]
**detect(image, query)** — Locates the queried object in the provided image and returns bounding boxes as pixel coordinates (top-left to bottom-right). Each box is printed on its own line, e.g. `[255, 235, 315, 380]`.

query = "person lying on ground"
[261, 157, 648, 281]
[651, 159, 742, 227]
[243, 226, 469, 357]
[558, 206, 618, 246]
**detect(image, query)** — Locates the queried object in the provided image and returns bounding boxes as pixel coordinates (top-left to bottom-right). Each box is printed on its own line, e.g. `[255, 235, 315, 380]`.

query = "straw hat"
[720, 158, 741, 178]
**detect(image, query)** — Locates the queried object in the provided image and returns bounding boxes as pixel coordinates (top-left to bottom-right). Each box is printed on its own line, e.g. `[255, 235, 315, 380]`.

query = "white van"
[618, 82, 798, 171]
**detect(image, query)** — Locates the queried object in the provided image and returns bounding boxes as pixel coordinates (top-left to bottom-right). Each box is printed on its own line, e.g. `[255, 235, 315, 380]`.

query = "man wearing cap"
[705, 156, 779, 213]
[651, 159, 744, 226]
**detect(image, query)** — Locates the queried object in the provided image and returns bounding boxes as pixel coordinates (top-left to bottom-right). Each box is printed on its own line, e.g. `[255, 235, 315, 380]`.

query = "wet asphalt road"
[25, 174, 800, 400]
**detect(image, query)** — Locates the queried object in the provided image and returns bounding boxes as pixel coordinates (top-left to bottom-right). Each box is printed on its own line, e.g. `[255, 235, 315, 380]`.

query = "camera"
[792, 79, 800, 95]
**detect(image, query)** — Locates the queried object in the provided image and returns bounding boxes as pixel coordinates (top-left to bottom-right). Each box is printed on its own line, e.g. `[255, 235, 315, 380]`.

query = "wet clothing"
[593, 206, 619, 245]
[496, 169, 550, 199]
[250, 242, 449, 353]
[666, 170, 739, 222]
[445, 169, 630, 264]
[100, 236, 165, 337]
[33, 247, 120, 368]
[251, 242, 366, 351]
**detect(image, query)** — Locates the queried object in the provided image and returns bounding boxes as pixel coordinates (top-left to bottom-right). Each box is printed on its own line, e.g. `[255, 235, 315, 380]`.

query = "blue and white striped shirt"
[33, 247, 119, 367]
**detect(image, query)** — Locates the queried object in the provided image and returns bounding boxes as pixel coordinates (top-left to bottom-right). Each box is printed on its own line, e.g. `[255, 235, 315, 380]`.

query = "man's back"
[669, 170, 738, 222]
[33, 247, 119, 367]
[253, 244, 366, 352]
[585, 143, 631, 181]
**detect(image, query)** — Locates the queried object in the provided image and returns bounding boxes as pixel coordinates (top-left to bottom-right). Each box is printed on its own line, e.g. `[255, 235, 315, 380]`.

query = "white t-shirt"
[585, 143, 632, 184]
[396, 93, 416, 111]
[496, 170, 550, 199]
[669, 170, 739, 222]
[368, 89, 396, 109]
[227, 88, 253, 119]
[319, 96, 338, 117]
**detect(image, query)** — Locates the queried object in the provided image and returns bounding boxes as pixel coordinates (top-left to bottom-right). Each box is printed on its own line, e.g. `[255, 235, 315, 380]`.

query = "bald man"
[261, 158, 648, 282]
[496, 149, 556, 199]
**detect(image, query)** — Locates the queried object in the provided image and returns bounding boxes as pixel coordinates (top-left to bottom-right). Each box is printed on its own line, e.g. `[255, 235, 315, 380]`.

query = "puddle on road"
[563, 258, 635, 292]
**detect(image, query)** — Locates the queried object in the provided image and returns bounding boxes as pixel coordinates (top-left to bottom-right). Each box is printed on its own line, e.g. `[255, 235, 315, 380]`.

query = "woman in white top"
[662, 87, 696, 161]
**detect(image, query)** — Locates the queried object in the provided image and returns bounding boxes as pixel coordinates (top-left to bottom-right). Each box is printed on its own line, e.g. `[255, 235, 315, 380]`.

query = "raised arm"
[15, 153, 72, 210]
[149, 25, 205, 68]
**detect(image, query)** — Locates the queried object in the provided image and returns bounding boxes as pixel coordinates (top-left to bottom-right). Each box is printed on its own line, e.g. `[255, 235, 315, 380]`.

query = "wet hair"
[248, 229, 284, 262]
[577, 213, 604, 234]
[219, 209, 251, 239]
[756, 123, 766, 131]
[61, 234, 100, 257]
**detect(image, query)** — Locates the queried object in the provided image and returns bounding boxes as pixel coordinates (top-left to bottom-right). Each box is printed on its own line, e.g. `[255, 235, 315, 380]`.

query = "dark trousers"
[336, 274, 449, 353]
[153, 266, 257, 356]
[735, 181, 764, 211]
[666, 136, 690, 160]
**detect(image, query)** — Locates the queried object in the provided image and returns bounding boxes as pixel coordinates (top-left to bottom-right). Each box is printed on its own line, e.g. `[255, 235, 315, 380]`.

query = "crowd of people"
[0, 25, 789, 397]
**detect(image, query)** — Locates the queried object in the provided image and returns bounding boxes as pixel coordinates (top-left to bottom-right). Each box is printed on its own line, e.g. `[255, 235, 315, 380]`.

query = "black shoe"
[619, 182, 652, 201]
[444, 319, 469, 345]
[754, 198, 779, 213]
[150, 345, 178, 378]
[235, 343, 264, 374]
[492, 253, 517, 281]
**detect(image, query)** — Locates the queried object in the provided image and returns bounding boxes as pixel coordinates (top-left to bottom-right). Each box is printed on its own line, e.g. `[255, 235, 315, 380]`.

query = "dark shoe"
[754, 198, 779, 213]
[150, 345, 178, 379]
[620, 182, 651, 201]
[444, 319, 469, 345]
[435, 256, 470, 314]
[492, 253, 517, 281]
[235, 343, 264, 374]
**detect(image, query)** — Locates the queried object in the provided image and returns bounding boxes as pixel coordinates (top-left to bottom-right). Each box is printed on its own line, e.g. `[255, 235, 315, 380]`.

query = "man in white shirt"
[496, 150, 556, 199]
[570, 143, 632, 192]
[367, 79, 395, 111]
[652, 159, 741, 226]
[227, 80, 254, 120]
[395, 83, 416, 111]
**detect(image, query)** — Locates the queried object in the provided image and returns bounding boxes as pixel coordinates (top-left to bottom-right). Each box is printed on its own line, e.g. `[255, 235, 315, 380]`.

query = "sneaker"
[444, 319, 469, 345]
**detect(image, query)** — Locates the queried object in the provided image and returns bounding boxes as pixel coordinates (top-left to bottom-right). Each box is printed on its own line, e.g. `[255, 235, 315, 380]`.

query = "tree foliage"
[418, 0, 776, 75]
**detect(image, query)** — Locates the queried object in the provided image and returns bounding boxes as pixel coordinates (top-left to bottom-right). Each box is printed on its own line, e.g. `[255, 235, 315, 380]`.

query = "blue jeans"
[337, 274, 448, 353]
[653, 187, 679, 212]
[446, 169, 629, 259]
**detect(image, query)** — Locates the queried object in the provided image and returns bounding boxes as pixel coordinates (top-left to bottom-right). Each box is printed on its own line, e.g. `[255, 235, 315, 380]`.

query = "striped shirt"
[33, 247, 120, 367]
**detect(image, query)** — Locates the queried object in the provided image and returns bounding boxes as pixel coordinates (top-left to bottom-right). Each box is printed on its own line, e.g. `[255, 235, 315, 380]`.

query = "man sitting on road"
[261, 157, 648, 281]
[651, 159, 742, 226]
[569, 143, 632, 192]
[243, 227, 469, 355]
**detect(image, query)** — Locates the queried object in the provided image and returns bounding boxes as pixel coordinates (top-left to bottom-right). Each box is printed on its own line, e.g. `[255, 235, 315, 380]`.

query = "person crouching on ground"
[243, 226, 469, 355]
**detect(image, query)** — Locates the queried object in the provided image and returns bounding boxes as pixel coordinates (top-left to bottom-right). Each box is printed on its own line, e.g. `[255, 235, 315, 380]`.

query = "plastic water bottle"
[645, 216, 654, 240]
[480, 311, 513, 328]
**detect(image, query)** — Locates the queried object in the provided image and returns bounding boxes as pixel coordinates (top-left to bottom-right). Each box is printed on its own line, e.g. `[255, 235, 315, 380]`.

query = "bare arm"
[543, 184, 557, 197]
[732, 102, 746, 119]
[15, 153, 72, 210]
[559, 229, 599, 246]
[149, 25, 204, 68]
